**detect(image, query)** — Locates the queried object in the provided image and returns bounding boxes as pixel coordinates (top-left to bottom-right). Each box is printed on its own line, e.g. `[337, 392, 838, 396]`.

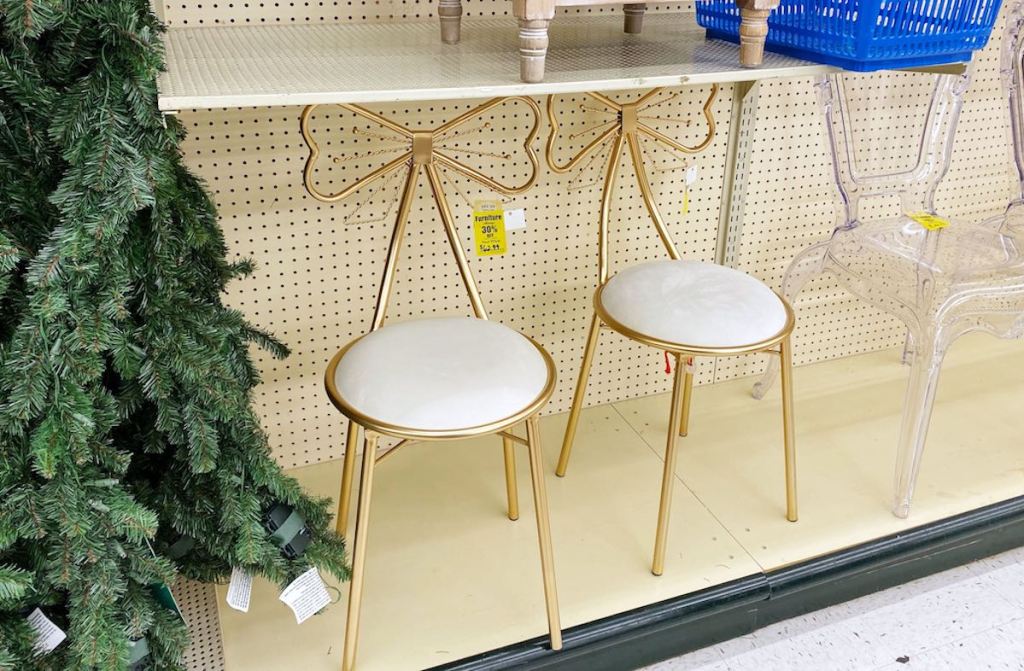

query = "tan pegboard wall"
[176, 579, 226, 671]
[179, 85, 731, 468]
[714, 6, 1017, 384]
[170, 0, 1018, 468]
[161, 0, 694, 25]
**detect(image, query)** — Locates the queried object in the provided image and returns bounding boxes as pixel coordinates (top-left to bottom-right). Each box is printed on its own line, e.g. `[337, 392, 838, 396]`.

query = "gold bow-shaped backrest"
[299, 97, 542, 327]
[301, 97, 541, 204]
[546, 87, 717, 174]
[544, 86, 718, 281]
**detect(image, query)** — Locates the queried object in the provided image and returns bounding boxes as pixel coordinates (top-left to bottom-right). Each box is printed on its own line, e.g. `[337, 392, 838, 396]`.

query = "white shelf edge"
[157, 64, 837, 111]
[156, 15, 844, 111]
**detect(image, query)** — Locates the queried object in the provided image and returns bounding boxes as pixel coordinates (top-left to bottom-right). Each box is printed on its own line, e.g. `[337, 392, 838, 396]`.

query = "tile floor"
[645, 546, 1024, 671]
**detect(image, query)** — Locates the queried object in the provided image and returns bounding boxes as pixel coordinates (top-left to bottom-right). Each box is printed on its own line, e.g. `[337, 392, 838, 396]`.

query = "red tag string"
[664, 351, 672, 375]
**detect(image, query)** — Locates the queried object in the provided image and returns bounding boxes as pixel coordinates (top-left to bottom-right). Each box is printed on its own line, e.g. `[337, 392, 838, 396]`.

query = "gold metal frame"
[323, 333, 558, 441]
[546, 86, 718, 282]
[301, 97, 561, 671]
[594, 288, 796, 357]
[547, 87, 798, 578]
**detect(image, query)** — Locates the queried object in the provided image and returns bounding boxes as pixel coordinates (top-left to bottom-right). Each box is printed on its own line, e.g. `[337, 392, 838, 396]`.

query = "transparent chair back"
[1007, 1, 1024, 217]
[755, 56, 1024, 518]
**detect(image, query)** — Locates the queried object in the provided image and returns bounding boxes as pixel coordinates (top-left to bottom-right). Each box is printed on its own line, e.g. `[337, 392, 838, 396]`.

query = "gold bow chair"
[548, 87, 798, 576]
[301, 97, 561, 671]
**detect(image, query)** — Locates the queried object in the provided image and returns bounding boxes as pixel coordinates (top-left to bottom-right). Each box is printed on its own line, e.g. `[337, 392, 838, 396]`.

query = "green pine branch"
[0, 565, 30, 604]
[0, 0, 349, 668]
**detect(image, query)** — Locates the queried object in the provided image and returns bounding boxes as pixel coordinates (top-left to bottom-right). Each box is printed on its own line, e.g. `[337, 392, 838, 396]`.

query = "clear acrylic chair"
[754, 57, 1024, 519]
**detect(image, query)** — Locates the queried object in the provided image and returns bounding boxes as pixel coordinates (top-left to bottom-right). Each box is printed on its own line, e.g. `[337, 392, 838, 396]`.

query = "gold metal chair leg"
[336, 421, 361, 537]
[556, 313, 602, 477]
[502, 435, 520, 521]
[678, 358, 694, 437]
[342, 431, 379, 671]
[555, 128, 621, 479]
[526, 416, 563, 651]
[652, 355, 687, 576]
[779, 338, 798, 522]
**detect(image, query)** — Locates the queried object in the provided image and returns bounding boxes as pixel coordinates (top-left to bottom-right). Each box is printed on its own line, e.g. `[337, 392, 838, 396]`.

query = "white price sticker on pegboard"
[505, 208, 527, 231]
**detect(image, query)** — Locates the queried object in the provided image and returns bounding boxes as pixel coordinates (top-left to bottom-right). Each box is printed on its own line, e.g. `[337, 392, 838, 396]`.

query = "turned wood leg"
[517, 18, 551, 83]
[735, 0, 780, 67]
[439, 0, 463, 44]
[623, 3, 647, 33]
[739, 7, 770, 66]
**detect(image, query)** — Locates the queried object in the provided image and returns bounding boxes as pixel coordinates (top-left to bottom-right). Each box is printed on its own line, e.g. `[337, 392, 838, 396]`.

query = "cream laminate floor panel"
[217, 404, 759, 671]
[215, 333, 1024, 670]
[615, 332, 1024, 569]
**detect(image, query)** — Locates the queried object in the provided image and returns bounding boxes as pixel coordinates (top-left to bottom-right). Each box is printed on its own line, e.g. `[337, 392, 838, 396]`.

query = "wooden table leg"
[623, 3, 647, 33]
[439, 0, 463, 43]
[736, 0, 780, 67]
[514, 0, 555, 83]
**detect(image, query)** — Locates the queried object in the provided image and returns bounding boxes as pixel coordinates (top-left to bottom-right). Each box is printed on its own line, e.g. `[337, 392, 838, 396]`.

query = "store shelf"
[158, 13, 835, 110]
[215, 333, 1024, 671]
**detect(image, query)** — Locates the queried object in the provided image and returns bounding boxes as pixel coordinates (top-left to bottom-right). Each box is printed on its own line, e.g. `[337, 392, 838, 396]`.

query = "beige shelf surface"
[216, 333, 1024, 670]
[158, 14, 834, 110]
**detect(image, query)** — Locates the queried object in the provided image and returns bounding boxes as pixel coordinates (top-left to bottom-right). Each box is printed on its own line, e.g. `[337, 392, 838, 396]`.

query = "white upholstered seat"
[598, 259, 789, 348]
[331, 317, 551, 432]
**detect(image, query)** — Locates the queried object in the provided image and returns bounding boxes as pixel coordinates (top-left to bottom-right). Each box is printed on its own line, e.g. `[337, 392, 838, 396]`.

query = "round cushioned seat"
[329, 317, 552, 433]
[598, 259, 790, 349]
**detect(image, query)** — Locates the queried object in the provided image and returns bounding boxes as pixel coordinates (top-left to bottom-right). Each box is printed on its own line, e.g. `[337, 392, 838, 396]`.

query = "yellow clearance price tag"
[908, 212, 949, 231]
[473, 200, 507, 256]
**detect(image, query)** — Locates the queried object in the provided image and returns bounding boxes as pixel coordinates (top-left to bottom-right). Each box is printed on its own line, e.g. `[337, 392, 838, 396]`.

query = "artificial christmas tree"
[0, 1, 348, 668]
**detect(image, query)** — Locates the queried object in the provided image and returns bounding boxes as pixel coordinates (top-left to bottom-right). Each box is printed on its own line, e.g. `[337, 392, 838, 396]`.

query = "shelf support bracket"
[716, 79, 759, 269]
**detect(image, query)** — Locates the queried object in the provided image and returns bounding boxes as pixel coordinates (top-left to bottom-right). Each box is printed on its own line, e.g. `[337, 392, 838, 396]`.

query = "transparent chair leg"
[900, 329, 915, 366]
[753, 241, 829, 399]
[892, 338, 946, 519]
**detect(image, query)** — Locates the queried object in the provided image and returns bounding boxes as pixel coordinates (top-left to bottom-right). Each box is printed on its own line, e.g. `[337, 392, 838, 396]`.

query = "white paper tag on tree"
[279, 568, 331, 625]
[27, 609, 66, 656]
[226, 567, 253, 613]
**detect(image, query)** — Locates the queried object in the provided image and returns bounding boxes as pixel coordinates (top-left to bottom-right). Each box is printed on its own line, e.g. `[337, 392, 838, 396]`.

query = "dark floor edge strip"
[769, 494, 1024, 594]
[430, 494, 1024, 671]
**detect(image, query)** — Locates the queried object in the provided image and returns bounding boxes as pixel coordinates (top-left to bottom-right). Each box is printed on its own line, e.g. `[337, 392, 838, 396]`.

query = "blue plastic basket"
[694, 0, 1003, 70]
